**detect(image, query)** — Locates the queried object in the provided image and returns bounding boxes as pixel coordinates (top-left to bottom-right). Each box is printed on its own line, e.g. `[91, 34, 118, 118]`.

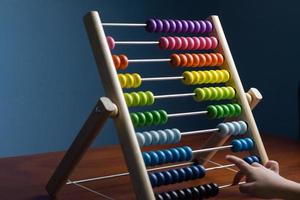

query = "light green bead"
[227, 87, 236, 99]
[202, 87, 212, 100]
[138, 91, 148, 106]
[145, 91, 154, 105]
[209, 87, 218, 100]
[131, 92, 140, 106]
[222, 87, 230, 99]
[124, 93, 133, 106]
[215, 87, 224, 100]
[193, 88, 205, 101]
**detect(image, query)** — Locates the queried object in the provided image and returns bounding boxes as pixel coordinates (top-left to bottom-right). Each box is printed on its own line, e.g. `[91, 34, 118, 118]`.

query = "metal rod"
[142, 76, 183, 81]
[154, 93, 194, 99]
[115, 41, 159, 45]
[193, 145, 232, 154]
[181, 128, 219, 136]
[128, 58, 171, 63]
[167, 110, 208, 118]
[102, 23, 146, 27]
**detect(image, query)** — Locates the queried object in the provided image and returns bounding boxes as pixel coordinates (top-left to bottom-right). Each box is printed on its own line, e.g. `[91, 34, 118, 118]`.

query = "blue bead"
[162, 171, 172, 185]
[244, 138, 254, 150]
[182, 146, 193, 160]
[149, 173, 158, 187]
[177, 147, 187, 161]
[163, 149, 173, 163]
[190, 165, 200, 180]
[170, 148, 180, 162]
[251, 156, 260, 163]
[169, 169, 179, 183]
[148, 151, 159, 166]
[156, 172, 165, 186]
[231, 139, 243, 152]
[244, 156, 254, 165]
[156, 150, 166, 165]
[240, 139, 248, 151]
[142, 152, 151, 166]
[183, 167, 194, 180]
[176, 168, 186, 182]
[196, 165, 206, 178]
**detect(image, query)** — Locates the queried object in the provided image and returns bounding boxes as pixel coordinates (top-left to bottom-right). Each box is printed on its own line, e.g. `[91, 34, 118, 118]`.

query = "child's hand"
[226, 155, 288, 199]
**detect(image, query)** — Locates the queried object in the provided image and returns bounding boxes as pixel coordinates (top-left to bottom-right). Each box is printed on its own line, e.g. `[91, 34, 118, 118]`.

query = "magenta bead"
[145, 19, 156, 32]
[211, 37, 218, 49]
[199, 37, 206, 49]
[181, 20, 189, 33]
[186, 37, 194, 49]
[162, 19, 170, 32]
[204, 37, 212, 50]
[187, 20, 195, 33]
[199, 20, 206, 33]
[174, 37, 182, 49]
[205, 20, 213, 32]
[180, 37, 188, 50]
[168, 20, 176, 33]
[159, 37, 169, 50]
[155, 19, 163, 32]
[193, 20, 201, 33]
[167, 37, 176, 49]
[106, 36, 115, 50]
[174, 20, 183, 33]
[192, 37, 200, 50]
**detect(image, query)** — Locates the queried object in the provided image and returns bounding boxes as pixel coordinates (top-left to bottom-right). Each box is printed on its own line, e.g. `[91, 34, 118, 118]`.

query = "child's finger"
[232, 171, 245, 185]
[226, 155, 251, 173]
[239, 182, 255, 194]
[265, 160, 279, 174]
[251, 162, 262, 167]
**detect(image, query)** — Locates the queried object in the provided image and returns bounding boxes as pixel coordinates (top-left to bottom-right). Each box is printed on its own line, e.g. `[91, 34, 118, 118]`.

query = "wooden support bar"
[83, 11, 155, 200]
[46, 97, 118, 197]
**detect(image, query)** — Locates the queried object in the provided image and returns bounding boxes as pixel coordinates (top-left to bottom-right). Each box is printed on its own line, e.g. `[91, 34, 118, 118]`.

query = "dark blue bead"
[251, 156, 260, 163]
[154, 193, 164, 200]
[240, 139, 248, 151]
[182, 146, 193, 160]
[156, 172, 165, 186]
[168, 191, 179, 200]
[142, 152, 151, 166]
[162, 171, 173, 185]
[161, 192, 172, 200]
[196, 165, 206, 178]
[176, 168, 186, 183]
[170, 148, 180, 162]
[163, 149, 173, 163]
[149, 151, 159, 166]
[182, 188, 193, 199]
[190, 187, 200, 199]
[203, 184, 212, 198]
[177, 147, 187, 161]
[244, 156, 254, 164]
[231, 139, 243, 152]
[190, 165, 200, 180]
[209, 183, 219, 197]
[183, 167, 194, 180]
[244, 138, 254, 150]
[149, 173, 158, 187]
[176, 189, 186, 199]
[156, 150, 166, 165]
[169, 169, 179, 184]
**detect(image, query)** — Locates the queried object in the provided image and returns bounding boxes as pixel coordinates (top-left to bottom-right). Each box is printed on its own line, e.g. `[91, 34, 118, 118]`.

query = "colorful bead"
[106, 36, 115, 49]
[244, 155, 261, 164]
[217, 120, 248, 136]
[130, 110, 169, 127]
[207, 103, 242, 119]
[159, 36, 218, 50]
[123, 91, 154, 107]
[170, 53, 224, 67]
[182, 69, 230, 85]
[193, 86, 236, 101]
[112, 54, 128, 70]
[231, 138, 254, 152]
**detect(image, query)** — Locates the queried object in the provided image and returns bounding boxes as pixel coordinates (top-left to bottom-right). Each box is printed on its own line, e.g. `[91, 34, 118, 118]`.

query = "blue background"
[0, 0, 299, 158]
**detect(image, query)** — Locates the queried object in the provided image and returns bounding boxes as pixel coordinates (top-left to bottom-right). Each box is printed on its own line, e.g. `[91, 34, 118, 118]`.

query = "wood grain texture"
[0, 134, 300, 200]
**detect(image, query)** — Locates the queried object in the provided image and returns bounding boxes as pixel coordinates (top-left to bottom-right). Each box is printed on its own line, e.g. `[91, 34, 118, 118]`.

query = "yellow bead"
[198, 71, 206, 84]
[132, 73, 142, 88]
[204, 71, 213, 83]
[125, 73, 134, 88]
[118, 74, 127, 88]
[210, 70, 219, 83]
[191, 71, 200, 84]
[222, 70, 230, 82]
[182, 71, 194, 85]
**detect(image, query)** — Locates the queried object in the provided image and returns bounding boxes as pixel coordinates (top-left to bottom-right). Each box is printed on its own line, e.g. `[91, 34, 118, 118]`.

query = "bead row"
[193, 86, 236, 101]
[145, 19, 212, 33]
[136, 129, 181, 146]
[244, 155, 261, 164]
[207, 103, 242, 119]
[217, 121, 248, 136]
[142, 146, 193, 166]
[159, 36, 218, 50]
[231, 138, 254, 152]
[149, 165, 206, 187]
[182, 70, 230, 85]
[118, 73, 141, 88]
[112, 54, 128, 70]
[124, 91, 154, 107]
[130, 110, 168, 127]
[171, 53, 224, 67]
[155, 183, 219, 200]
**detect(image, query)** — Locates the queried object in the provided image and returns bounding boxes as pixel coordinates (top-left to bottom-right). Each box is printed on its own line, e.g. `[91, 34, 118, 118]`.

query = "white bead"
[143, 131, 152, 146]
[136, 132, 145, 146]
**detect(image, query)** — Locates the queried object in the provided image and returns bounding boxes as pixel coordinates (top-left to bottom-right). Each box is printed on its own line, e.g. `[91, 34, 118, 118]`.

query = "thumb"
[239, 182, 255, 194]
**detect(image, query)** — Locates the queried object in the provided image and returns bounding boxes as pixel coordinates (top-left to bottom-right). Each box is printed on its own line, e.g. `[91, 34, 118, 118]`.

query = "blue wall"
[0, 0, 299, 158]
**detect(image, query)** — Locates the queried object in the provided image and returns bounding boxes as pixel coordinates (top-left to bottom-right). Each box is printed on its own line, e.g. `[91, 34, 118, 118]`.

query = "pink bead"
[198, 37, 206, 50]
[174, 37, 182, 49]
[186, 37, 194, 50]
[159, 37, 169, 50]
[167, 37, 176, 50]
[192, 37, 200, 50]
[106, 36, 115, 49]
[180, 37, 188, 50]
[210, 37, 218, 49]
[204, 37, 212, 50]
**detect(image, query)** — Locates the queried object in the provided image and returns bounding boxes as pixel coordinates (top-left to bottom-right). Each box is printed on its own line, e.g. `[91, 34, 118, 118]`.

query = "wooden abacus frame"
[46, 11, 268, 200]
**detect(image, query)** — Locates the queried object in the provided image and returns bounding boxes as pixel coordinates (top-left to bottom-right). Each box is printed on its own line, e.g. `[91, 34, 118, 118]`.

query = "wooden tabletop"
[1, 134, 300, 200]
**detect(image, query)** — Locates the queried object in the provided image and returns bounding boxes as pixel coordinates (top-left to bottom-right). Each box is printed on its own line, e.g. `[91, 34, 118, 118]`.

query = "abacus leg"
[46, 97, 118, 198]
[194, 88, 262, 165]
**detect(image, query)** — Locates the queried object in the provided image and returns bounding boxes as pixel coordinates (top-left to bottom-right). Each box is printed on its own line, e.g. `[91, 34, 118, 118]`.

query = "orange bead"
[210, 53, 218, 66]
[198, 54, 206, 67]
[112, 55, 121, 69]
[191, 54, 200, 67]
[119, 54, 128, 70]
[216, 53, 224, 66]
[170, 54, 181, 67]
[179, 54, 188, 67]
[204, 53, 212, 66]
[185, 53, 194, 67]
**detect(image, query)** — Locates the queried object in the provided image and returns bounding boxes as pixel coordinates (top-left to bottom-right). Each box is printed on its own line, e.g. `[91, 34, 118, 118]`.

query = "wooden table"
[1, 134, 300, 200]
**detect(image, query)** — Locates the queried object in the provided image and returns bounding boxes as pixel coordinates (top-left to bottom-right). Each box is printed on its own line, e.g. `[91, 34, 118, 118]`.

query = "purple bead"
[145, 19, 156, 32]
[193, 20, 201, 33]
[154, 19, 164, 32]
[168, 19, 176, 33]
[187, 20, 195, 33]
[174, 20, 182, 33]
[205, 20, 213, 32]
[199, 20, 206, 33]
[181, 20, 189, 33]
[161, 19, 170, 32]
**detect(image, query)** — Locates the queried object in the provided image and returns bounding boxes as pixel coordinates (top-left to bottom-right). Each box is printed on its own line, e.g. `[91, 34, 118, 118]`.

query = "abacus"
[46, 11, 268, 199]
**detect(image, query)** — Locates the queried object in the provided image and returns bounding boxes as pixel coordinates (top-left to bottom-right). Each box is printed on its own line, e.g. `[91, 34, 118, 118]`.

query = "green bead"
[138, 91, 148, 106]
[227, 87, 236, 99]
[136, 112, 146, 126]
[151, 110, 161, 125]
[227, 104, 236, 117]
[215, 105, 224, 118]
[193, 88, 205, 102]
[202, 87, 212, 100]
[145, 91, 155, 105]
[158, 110, 168, 124]
[144, 111, 154, 126]
[221, 104, 230, 117]
[222, 87, 230, 99]
[209, 87, 218, 100]
[131, 92, 140, 106]
[215, 87, 224, 100]
[233, 103, 242, 116]
[207, 105, 218, 118]
[130, 113, 139, 127]
[124, 93, 133, 107]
